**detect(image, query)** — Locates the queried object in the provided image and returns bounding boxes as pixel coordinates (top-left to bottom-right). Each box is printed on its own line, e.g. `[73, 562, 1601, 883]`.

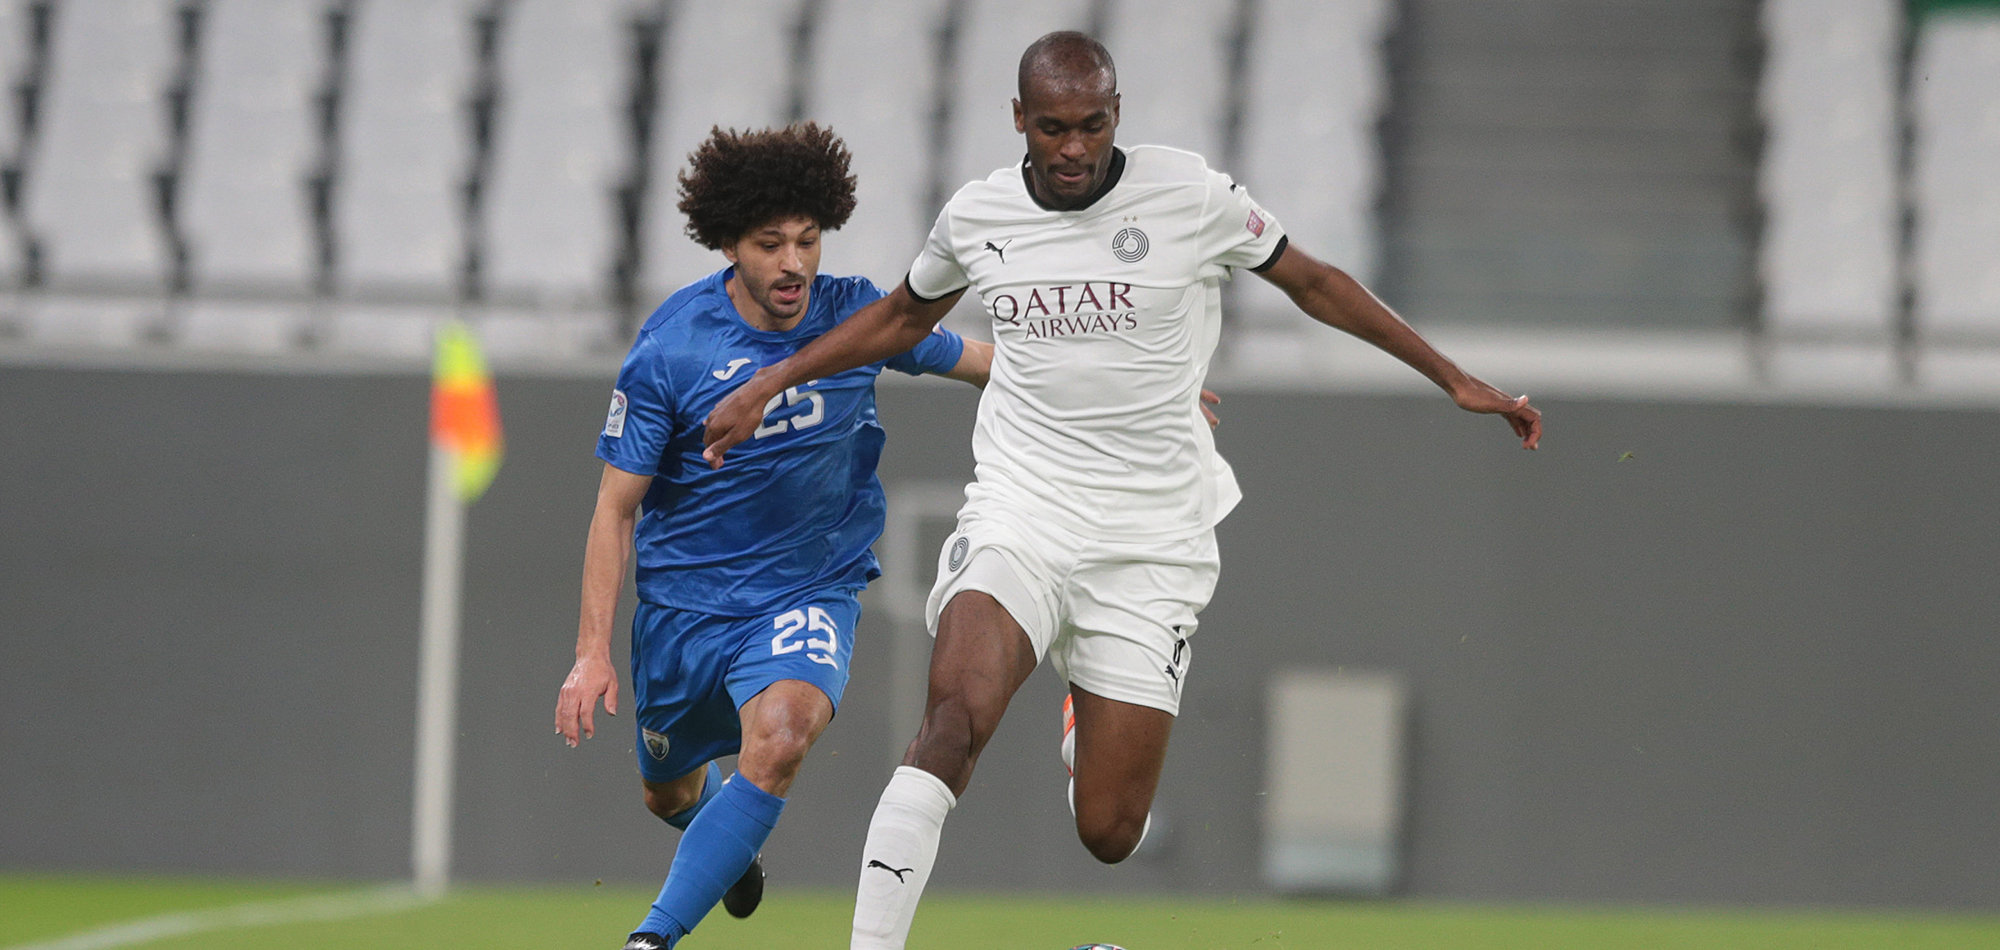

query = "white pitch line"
[3, 885, 438, 950]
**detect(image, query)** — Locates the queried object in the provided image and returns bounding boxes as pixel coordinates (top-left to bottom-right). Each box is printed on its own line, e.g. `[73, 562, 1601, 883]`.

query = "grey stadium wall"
[1, 364, 1997, 909]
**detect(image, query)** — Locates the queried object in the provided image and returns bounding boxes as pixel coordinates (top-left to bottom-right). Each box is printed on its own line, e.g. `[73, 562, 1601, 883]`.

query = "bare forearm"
[575, 509, 634, 661]
[752, 295, 940, 395]
[941, 338, 993, 388]
[1291, 266, 1473, 398]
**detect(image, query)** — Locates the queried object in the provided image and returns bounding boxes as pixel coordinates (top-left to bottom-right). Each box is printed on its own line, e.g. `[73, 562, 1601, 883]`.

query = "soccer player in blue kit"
[552, 124, 992, 950]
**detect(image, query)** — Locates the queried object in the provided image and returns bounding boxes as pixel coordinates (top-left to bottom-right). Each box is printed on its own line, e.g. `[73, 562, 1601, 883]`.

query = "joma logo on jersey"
[988, 282, 1135, 325]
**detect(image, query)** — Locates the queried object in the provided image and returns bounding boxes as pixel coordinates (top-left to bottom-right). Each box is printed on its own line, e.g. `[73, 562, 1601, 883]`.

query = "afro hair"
[676, 122, 858, 250]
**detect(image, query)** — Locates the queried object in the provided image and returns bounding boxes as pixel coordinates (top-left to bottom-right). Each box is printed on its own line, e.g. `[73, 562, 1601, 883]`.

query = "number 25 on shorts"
[771, 606, 840, 668]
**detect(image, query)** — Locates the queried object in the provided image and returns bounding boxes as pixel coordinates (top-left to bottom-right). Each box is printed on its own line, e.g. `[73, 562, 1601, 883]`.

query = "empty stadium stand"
[1378, 0, 1765, 330]
[0, 0, 1989, 403]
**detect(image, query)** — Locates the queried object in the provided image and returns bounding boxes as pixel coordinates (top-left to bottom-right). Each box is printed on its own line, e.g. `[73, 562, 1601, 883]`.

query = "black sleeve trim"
[903, 273, 958, 304]
[1249, 234, 1290, 273]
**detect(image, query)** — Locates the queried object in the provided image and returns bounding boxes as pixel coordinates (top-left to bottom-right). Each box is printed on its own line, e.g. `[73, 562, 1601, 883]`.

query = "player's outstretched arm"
[557, 463, 652, 747]
[703, 281, 965, 467]
[1256, 243, 1542, 449]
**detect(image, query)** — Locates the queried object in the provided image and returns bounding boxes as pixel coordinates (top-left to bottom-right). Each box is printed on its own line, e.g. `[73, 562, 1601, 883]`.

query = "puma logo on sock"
[867, 859, 914, 882]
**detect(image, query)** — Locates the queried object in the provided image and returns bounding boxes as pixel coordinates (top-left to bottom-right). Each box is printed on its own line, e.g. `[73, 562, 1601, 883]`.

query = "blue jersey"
[597, 268, 965, 616]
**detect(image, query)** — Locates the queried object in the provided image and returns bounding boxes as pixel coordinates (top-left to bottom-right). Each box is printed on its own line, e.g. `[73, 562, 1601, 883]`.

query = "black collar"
[1021, 146, 1126, 212]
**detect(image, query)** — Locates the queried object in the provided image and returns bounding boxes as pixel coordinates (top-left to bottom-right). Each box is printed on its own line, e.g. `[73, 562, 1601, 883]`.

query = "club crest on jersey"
[603, 390, 628, 437]
[642, 728, 670, 761]
[1111, 227, 1149, 263]
[1246, 209, 1266, 237]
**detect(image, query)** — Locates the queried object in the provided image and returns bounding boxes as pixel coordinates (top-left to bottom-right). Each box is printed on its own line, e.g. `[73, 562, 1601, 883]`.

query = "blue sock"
[635, 772, 786, 942]
[663, 761, 723, 831]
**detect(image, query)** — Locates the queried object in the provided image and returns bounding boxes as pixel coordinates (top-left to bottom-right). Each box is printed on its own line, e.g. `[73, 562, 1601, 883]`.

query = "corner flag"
[430, 321, 503, 502]
[413, 320, 501, 897]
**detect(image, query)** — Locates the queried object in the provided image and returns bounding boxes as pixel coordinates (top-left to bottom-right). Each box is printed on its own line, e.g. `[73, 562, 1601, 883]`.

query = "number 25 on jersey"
[752, 385, 825, 439]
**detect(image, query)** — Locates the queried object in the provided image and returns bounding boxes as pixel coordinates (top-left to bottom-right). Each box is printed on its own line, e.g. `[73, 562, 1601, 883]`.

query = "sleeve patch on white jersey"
[603, 390, 628, 437]
[1246, 209, 1266, 238]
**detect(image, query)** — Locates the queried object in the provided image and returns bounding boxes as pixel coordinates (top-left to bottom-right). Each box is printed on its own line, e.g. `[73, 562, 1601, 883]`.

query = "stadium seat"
[338, 0, 482, 296]
[1911, 13, 2000, 341]
[942, 0, 1092, 194]
[483, 0, 631, 309]
[805, 0, 950, 288]
[1235, 0, 1393, 330]
[1757, 0, 1901, 340]
[24, 0, 177, 289]
[646, 0, 797, 301]
[1100, 0, 1235, 162]
[180, 0, 320, 295]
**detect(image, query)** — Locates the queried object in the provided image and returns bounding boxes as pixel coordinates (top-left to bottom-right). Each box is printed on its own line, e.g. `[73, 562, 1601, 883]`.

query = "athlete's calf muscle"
[1068, 686, 1173, 863]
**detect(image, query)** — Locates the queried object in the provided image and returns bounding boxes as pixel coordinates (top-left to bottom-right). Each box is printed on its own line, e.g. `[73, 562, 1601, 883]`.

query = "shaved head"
[1017, 30, 1116, 103]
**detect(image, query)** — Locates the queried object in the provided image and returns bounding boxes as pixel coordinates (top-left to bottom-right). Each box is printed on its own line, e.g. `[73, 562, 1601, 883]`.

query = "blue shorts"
[630, 588, 861, 783]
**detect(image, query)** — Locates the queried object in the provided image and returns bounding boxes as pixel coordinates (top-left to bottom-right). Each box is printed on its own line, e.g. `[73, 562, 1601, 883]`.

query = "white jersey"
[907, 145, 1288, 542]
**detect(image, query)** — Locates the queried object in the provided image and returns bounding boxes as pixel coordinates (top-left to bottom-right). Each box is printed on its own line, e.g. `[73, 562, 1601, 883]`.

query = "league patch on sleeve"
[603, 389, 628, 437]
[1245, 209, 1267, 238]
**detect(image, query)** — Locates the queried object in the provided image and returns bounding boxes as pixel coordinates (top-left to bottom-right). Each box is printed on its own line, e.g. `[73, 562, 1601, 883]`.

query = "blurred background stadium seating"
[4, 0, 2000, 915]
[0, 0, 1991, 393]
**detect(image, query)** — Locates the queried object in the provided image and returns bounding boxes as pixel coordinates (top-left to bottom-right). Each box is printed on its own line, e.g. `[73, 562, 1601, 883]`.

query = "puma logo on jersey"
[712, 358, 754, 380]
[984, 239, 1013, 262]
[867, 859, 914, 882]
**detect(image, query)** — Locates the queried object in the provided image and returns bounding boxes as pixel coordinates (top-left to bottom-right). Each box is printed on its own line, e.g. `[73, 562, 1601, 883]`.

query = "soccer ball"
[1067, 945, 1127, 950]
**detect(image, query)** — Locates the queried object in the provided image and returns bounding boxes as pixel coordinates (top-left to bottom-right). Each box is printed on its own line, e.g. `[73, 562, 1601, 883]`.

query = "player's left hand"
[1201, 389, 1221, 429]
[556, 652, 619, 747]
[702, 376, 783, 469]
[1452, 383, 1542, 450]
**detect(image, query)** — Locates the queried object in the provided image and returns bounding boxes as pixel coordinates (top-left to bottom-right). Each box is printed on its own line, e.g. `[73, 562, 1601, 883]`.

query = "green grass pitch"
[4, 874, 1997, 950]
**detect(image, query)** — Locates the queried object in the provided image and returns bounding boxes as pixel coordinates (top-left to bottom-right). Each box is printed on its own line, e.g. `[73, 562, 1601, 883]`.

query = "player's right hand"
[556, 653, 619, 747]
[701, 376, 781, 469]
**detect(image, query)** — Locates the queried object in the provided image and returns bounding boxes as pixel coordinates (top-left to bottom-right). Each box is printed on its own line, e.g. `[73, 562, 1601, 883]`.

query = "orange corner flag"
[431, 321, 503, 502]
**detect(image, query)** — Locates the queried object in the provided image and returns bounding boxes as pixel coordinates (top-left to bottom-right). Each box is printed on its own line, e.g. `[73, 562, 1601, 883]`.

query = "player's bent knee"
[742, 728, 813, 774]
[737, 724, 819, 794]
[1074, 799, 1149, 864]
[1076, 813, 1147, 864]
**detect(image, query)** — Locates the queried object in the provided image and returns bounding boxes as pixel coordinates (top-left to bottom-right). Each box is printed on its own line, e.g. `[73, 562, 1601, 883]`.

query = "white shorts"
[924, 504, 1219, 715]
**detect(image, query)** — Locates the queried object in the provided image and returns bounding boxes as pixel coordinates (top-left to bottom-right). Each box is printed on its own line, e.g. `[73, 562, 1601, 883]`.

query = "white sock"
[851, 766, 956, 950]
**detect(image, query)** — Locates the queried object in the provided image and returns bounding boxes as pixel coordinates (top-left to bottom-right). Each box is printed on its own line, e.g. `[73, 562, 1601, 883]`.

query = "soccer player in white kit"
[702, 32, 1543, 949]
